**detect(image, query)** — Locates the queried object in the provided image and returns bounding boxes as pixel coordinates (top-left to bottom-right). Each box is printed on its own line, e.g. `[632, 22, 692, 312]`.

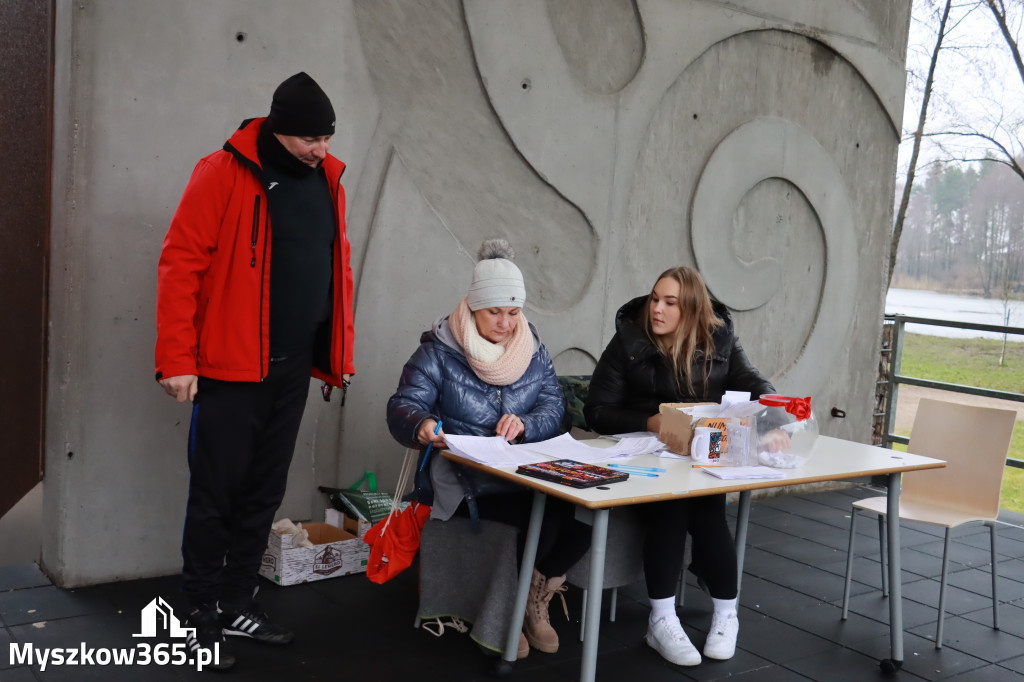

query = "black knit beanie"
[266, 72, 335, 136]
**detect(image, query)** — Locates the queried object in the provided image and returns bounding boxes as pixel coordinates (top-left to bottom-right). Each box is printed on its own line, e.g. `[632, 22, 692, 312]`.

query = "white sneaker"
[645, 616, 701, 666]
[703, 611, 739, 660]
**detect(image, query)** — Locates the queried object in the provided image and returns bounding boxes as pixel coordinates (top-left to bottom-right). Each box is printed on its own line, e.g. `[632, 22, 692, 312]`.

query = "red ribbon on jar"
[758, 395, 813, 421]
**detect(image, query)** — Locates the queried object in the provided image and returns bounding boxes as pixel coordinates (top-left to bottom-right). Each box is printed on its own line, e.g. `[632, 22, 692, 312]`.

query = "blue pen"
[621, 471, 659, 478]
[419, 421, 443, 471]
[608, 464, 667, 473]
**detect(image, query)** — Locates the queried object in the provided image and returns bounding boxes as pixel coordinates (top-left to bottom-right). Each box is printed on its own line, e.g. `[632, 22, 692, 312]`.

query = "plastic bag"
[320, 472, 394, 524]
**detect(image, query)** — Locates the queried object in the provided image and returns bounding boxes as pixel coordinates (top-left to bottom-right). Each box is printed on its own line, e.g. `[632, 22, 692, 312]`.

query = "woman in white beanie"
[387, 239, 590, 659]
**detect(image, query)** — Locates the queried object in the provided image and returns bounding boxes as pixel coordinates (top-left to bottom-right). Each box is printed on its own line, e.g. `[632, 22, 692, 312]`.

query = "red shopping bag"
[363, 501, 431, 584]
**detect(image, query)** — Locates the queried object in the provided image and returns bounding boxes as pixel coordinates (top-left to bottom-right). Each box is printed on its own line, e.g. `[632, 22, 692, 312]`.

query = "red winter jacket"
[155, 117, 354, 387]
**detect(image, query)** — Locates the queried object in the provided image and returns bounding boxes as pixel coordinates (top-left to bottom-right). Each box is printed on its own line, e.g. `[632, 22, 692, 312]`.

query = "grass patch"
[1004, 466, 1024, 513]
[894, 334, 1024, 512]
[899, 333, 1024, 393]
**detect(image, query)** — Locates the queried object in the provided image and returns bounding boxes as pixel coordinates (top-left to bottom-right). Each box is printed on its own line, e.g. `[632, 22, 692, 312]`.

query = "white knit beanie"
[466, 239, 526, 311]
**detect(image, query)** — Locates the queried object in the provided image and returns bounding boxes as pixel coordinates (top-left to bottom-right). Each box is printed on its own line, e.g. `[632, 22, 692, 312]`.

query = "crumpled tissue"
[270, 518, 314, 548]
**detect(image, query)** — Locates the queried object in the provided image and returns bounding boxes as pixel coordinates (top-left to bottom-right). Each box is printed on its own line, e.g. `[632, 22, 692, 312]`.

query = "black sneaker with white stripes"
[185, 607, 236, 671]
[218, 604, 294, 645]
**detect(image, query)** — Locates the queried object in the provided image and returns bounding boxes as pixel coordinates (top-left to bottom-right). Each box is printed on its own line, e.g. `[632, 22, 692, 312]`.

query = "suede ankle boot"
[523, 569, 568, 653]
[517, 631, 529, 659]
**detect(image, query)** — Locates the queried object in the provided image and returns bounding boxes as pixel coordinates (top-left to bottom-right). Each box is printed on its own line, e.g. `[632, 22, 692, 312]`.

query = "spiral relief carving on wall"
[691, 117, 857, 391]
[344, 0, 908, 464]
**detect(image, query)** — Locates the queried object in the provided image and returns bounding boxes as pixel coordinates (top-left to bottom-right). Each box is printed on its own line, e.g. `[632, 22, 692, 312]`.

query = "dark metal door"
[0, 0, 52, 518]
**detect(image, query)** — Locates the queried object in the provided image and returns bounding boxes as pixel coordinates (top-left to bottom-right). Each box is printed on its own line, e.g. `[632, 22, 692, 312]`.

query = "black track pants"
[181, 353, 312, 610]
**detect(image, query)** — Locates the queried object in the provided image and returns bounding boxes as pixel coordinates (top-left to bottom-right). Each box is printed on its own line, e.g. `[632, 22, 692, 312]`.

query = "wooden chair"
[841, 398, 1016, 648]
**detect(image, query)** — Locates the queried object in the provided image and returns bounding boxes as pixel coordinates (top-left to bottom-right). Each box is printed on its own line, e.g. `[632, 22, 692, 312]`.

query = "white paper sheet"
[721, 391, 751, 409]
[718, 400, 764, 418]
[699, 465, 786, 480]
[599, 436, 666, 457]
[681, 404, 722, 419]
[445, 432, 672, 467]
[513, 433, 616, 463]
[610, 431, 661, 440]
[443, 434, 532, 466]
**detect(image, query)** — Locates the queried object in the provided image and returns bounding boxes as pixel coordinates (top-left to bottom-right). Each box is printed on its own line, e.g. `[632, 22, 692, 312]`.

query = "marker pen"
[419, 420, 444, 472]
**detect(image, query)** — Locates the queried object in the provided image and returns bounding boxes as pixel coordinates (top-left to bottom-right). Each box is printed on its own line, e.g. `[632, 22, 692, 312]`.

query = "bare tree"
[889, 0, 955, 289]
[927, 0, 1024, 182]
[986, 0, 1024, 88]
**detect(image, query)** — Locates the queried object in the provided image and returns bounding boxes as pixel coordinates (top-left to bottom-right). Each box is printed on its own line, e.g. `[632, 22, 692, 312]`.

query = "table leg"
[580, 508, 610, 682]
[882, 472, 903, 673]
[734, 490, 751, 595]
[497, 491, 547, 675]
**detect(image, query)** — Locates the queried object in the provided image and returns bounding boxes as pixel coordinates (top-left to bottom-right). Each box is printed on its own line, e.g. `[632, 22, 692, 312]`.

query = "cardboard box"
[259, 514, 370, 586]
[325, 507, 372, 539]
[658, 402, 715, 454]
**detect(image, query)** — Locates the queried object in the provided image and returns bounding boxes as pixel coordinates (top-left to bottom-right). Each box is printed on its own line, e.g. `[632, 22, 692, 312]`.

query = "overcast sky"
[898, 1, 1024, 175]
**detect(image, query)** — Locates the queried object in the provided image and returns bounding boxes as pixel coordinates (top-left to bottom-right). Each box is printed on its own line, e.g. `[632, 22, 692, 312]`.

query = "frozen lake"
[886, 288, 1024, 339]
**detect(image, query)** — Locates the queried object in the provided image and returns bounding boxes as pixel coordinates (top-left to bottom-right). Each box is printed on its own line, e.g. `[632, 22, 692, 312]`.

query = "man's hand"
[159, 374, 198, 403]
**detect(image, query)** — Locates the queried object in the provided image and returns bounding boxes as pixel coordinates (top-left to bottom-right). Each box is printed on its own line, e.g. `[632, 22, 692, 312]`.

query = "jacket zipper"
[258, 200, 270, 380]
[335, 175, 345, 381]
[250, 195, 261, 267]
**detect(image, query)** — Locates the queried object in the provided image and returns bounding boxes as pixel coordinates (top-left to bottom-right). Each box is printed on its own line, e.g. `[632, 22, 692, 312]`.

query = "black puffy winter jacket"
[584, 296, 775, 435]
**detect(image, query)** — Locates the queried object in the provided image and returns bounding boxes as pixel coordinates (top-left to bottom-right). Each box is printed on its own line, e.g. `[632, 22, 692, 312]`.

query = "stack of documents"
[443, 434, 532, 466]
[442, 432, 667, 466]
[515, 433, 619, 463]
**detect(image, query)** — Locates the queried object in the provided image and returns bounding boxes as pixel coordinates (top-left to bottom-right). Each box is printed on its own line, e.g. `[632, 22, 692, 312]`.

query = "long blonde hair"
[642, 266, 723, 394]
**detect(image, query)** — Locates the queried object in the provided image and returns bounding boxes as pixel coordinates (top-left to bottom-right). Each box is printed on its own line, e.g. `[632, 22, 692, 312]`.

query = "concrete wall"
[44, 0, 911, 586]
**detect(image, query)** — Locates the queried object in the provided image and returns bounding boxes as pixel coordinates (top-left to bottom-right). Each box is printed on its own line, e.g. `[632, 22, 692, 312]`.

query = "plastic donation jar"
[755, 395, 818, 468]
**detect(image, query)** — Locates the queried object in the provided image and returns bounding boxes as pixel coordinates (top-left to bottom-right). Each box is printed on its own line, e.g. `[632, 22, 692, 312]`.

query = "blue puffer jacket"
[386, 315, 565, 519]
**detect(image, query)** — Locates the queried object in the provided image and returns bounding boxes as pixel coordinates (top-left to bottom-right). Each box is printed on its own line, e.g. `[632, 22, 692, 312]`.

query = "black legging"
[453, 492, 591, 578]
[632, 494, 737, 600]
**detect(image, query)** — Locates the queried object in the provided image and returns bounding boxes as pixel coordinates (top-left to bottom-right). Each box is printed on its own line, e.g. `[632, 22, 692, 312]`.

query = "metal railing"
[881, 314, 1024, 469]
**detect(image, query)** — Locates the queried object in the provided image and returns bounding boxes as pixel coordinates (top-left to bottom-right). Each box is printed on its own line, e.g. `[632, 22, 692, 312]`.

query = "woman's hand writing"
[646, 413, 662, 434]
[417, 419, 447, 447]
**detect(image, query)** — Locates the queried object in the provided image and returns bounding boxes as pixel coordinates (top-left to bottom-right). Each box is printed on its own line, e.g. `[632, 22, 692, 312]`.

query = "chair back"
[903, 398, 1016, 518]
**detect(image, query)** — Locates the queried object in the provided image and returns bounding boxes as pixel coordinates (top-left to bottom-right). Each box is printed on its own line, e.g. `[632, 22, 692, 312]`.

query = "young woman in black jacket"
[584, 266, 775, 666]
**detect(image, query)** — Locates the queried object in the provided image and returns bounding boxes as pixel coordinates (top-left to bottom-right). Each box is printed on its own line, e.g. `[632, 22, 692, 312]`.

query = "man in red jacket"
[155, 72, 354, 669]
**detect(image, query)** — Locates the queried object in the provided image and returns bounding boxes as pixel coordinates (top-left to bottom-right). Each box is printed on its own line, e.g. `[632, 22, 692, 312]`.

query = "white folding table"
[446, 435, 945, 681]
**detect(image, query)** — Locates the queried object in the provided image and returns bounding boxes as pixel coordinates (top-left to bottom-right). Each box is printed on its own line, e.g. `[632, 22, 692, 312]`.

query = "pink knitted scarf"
[449, 297, 533, 386]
